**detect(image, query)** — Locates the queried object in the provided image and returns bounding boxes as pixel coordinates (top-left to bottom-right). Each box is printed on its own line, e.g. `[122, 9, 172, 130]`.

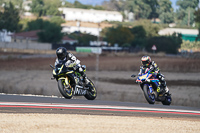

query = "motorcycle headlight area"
[139, 74, 148, 79]
[146, 79, 151, 82]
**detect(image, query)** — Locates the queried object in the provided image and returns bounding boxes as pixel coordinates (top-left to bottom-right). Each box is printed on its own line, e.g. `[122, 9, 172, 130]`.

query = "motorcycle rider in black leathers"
[138, 55, 168, 93]
[54, 47, 90, 85]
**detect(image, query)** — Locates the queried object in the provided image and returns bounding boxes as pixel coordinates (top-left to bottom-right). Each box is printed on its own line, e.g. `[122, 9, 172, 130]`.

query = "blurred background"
[0, 0, 200, 107]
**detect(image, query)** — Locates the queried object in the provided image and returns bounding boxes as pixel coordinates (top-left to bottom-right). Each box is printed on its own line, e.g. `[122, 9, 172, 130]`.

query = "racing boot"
[158, 75, 167, 93]
[78, 66, 89, 86]
[82, 73, 90, 86]
[84, 76, 90, 85]
[162, 80, 170, 93]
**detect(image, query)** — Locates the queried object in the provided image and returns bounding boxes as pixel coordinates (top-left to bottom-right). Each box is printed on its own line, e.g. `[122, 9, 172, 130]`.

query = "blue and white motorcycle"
[131, 68, 172, 105]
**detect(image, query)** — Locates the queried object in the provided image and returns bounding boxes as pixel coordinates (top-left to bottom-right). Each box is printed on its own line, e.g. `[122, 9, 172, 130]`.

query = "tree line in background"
[100, 0, 199, 28]
[102, 20, 182, 54]
[0, 0, 200, 54]
[1, 0, 199, 26]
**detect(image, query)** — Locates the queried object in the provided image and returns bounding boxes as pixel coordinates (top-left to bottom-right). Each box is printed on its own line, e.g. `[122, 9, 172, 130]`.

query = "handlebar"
[50, 64, 55, 69]
[131, 74, 137, 78]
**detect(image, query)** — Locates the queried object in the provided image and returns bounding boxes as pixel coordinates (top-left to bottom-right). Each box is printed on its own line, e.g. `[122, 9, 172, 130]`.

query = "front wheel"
[143, 84, 155, 104]
[58, 79, 73, 99]
[84, 79, 97, 100]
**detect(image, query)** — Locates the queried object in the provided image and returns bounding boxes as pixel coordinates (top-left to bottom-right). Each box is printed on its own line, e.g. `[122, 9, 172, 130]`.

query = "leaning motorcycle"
[50, 63, 97, 100]
[131, 68, 172, 105]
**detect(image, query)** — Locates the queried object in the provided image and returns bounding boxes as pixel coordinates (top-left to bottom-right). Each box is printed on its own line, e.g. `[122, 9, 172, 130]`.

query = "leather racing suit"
[54, 52, 89, 84]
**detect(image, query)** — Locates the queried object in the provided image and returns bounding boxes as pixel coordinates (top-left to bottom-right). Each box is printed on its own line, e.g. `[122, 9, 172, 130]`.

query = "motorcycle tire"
[84, 79, 97, 100]
[58, 79, 73, 99]
[143, 84, 155, 104]
[162, 95, 172, 105]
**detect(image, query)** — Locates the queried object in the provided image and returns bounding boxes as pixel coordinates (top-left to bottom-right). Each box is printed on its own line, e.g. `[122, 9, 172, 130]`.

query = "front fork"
[144, 83, 158, 98]
[58, 77, 70, 88]
[142, 83, 154, 94]
[149, 85, 153, 94]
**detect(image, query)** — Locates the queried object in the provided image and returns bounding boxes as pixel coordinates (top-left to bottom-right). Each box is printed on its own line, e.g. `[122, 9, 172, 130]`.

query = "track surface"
[0, 94, 199, 119]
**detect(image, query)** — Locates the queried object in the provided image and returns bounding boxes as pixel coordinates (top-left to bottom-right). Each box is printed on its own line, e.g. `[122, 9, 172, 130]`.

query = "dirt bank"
[1, 52, 200, 72]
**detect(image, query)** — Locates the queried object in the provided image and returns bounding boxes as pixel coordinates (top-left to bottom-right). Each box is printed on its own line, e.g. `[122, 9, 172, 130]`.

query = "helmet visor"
[142, 61, 149, 66]
[57, 53, 65, 60]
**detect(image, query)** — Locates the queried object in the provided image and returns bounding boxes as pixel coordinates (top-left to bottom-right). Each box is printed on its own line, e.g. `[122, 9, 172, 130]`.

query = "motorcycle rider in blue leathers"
[138, 55, 168, 93]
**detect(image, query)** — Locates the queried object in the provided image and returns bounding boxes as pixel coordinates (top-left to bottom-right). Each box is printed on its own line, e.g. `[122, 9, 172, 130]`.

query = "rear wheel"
[143, 84, 155, 104]
[84, 79, 97, 100]
[162, 94, 172, 105]
[58, 79, 73, 99]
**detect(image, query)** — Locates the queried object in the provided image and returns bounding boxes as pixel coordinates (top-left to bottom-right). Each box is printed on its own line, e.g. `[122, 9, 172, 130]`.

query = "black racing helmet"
[56, 47, 67, 60]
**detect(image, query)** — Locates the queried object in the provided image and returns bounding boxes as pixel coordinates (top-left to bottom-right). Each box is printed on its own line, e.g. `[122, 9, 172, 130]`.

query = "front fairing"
[53, 64, 74, 79]
[136, 73, 152, 83]
[136, 71, 159, 84]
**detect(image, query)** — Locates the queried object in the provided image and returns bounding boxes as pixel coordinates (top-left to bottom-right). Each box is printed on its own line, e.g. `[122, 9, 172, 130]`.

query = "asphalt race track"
[0, 94, 200, 119]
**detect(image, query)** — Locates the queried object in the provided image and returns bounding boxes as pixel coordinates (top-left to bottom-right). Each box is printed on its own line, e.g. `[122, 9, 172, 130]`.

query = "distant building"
[151, 18, 161, 24]
[128, 12, 134, 22]
[11, 30, 77, 44]
[0, 30, 12, 42]
[58, 8, 123, 23]
[58, 8, 121, 36]
[90, 41, 108, 46]
[11, 30, 40, 43]
[62, 35, 78, 45]
[158, 28, 199, 41]
[23, 0, 32, 11]
[61, 21, 112, 36]
[22, 0, 33, 16]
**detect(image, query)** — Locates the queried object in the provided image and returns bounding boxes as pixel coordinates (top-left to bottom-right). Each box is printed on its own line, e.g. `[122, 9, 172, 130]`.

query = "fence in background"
[0, 42, 52, 50]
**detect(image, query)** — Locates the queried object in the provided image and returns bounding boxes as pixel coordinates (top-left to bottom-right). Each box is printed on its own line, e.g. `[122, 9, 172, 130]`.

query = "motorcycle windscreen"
[138, 73, 151, 80]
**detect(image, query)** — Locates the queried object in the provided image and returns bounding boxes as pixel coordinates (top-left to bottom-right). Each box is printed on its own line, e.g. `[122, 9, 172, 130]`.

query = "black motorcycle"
[50, 63, 97, 100]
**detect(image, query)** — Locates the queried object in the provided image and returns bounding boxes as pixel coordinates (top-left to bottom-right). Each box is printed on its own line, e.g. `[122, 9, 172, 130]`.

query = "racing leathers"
[138, 61, 167, 92]
[54, 52, 89, 84]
